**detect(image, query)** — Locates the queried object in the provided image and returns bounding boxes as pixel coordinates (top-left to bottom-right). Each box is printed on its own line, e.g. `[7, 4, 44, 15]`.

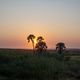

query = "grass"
[0, 49, 80, 80]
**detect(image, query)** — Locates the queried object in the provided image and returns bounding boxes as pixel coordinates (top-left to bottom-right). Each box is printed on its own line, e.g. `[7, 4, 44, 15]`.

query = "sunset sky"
[0, 0, 80, 49]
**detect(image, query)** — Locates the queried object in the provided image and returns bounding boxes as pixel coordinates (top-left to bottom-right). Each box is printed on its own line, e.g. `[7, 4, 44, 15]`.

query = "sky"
[0, 0, 80, 49]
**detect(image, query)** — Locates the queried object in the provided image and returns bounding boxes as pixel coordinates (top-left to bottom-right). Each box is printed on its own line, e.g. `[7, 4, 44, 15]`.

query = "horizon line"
[0, 48, 80, 50]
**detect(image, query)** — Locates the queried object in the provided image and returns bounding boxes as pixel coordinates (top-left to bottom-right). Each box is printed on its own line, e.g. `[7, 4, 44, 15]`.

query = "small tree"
[56, 42, 66, 60]
[56, 42, 66, 54]
[35, 36, 47, 54]
[27, 34, 35, 50]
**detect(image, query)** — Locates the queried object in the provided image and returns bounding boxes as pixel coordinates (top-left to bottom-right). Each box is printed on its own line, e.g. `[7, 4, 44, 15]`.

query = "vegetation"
[0, 49, 80, 80]
[27, 34, 36, 50]
[35, 36, 47, 54]
[56, 42, 66, 54]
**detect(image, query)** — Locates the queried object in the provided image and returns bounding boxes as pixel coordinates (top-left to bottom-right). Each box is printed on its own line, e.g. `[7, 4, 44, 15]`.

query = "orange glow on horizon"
[34, 39, 37, 44]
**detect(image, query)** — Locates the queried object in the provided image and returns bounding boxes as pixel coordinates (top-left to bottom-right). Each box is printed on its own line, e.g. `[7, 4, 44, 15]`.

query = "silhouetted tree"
[37, 36, 44, 42]
[56, 42, 66, 54]
[56, 42, 66, 60]
[35, 36, 47, 54]
[27, 34, 35, 50]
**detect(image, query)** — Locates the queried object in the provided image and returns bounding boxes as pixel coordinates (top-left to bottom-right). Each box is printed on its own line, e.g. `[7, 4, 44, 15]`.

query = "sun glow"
[34, 39, 37, 44]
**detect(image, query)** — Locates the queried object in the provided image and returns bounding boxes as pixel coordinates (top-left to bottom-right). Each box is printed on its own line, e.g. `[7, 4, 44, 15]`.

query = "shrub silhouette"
[56, 42, 66, 54]
[56, 42, 66, 60]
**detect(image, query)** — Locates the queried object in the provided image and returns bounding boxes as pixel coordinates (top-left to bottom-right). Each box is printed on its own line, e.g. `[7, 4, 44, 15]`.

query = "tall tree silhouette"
[35, 36, 47, 54]
[27, 34, 35, 50]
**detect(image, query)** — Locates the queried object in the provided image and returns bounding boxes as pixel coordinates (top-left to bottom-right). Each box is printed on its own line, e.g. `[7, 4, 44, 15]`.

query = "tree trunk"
[32, 40, 35, 53]
[32, 42, 34, 50]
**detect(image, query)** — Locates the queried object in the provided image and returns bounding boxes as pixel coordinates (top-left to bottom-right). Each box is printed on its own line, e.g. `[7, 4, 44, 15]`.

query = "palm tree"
[27, 34, 35, 50]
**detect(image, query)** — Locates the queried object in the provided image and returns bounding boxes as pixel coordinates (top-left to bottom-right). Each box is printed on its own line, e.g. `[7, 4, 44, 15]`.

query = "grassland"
[0, 48, 80, 80]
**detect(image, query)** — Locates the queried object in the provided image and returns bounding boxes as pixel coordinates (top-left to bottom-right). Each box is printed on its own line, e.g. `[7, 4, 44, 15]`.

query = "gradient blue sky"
[0, 0, 80, 49]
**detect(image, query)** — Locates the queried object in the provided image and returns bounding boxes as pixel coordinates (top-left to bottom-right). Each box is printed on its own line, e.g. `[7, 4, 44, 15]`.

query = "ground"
[0, 48, 80, 80]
